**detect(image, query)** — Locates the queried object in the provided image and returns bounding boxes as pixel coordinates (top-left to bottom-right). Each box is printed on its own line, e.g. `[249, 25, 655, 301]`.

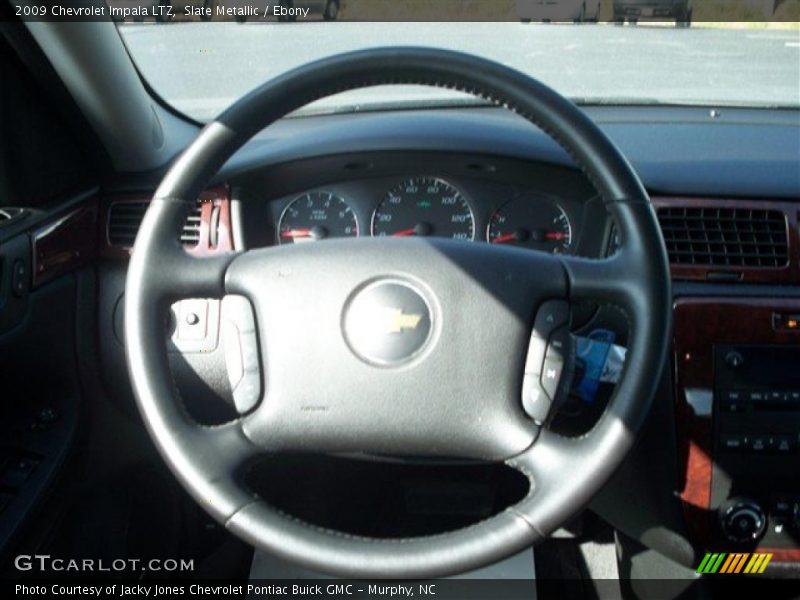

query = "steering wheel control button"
[222, 322, 244, 387]
[168, 298, 221, 354]
[343, 279, 433, 366]
[221, 295, 262, 414]
[522, 374, 550, 424]
[177, 299, 208, 341]
[522, 302, 572, 422]
[524, 300, 569, 374]
[534, 300, 570, 338]
[541, 350, 565, 400]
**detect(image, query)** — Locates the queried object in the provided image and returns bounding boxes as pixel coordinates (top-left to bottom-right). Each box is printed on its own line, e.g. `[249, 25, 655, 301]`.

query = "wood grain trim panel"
[758, 549, 800, 562]
[99, 186, 233, 259]
[192, 186, 234, 256]
[674, 297, 800, 560]
[652, 196, 800, 284]
[32, 199, 98, 288]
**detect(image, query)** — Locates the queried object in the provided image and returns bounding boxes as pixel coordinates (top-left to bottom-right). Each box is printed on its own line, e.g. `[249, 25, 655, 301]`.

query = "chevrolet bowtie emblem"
[343, 280, 433, 366]
[383, 308, 423, 333]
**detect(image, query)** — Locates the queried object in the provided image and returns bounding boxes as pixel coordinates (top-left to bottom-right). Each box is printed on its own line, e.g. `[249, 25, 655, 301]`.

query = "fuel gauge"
[487, 198, 572, 254]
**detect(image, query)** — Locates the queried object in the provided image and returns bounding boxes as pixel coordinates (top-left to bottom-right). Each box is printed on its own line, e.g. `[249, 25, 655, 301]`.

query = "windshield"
[116, 8, 800, 122]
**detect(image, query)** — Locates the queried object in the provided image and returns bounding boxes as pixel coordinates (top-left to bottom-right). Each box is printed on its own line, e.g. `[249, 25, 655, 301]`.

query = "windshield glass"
[116, 6, 800, 122]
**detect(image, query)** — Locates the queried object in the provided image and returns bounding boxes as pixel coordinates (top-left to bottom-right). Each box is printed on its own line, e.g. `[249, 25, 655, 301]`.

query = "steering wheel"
[125, 48, 670, 578]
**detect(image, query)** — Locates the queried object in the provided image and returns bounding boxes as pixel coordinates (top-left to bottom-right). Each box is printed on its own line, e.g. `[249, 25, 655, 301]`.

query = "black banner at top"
[4, 0, 800, 23]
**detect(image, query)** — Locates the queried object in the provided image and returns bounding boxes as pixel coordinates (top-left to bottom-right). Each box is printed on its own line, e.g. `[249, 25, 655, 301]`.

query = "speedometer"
[278, 192, 358, 244]
[371, 177, 474, 241]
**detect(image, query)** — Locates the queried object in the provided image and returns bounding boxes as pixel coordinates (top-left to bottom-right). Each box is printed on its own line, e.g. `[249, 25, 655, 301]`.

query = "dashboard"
[81, 105, 800, 569]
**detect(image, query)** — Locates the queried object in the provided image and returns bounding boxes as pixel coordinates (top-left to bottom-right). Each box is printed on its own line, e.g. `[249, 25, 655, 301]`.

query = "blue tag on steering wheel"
[574, 329, 616, 404]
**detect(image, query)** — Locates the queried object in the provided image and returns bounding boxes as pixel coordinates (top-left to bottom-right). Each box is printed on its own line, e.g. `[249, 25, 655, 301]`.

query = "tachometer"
[487, 198, 573, 254]
[371, 177, 474, 241]
[278, 192, 358, 244]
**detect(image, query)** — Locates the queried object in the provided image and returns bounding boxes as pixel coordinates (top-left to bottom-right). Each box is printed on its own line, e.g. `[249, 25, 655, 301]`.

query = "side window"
[0, 33, 98, 207]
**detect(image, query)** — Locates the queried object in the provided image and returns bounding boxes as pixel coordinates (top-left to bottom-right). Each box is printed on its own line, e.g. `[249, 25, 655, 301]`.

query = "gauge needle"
[392, 228, 418, 237]
[280, 228, 313, 239]
[491, 233, 517, 244]
[544, 232, 569, 240]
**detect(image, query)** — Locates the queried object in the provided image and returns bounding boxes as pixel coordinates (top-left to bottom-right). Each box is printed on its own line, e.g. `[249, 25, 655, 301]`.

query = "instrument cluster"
[269, 175, 579, 255]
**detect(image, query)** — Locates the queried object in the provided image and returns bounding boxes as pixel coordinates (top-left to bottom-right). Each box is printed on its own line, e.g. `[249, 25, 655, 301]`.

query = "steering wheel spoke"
[560, 200, 669, 315]
[128, 197, 235, 301]
[506, 427, 626, 537]
[560, 251, 635, 306]
[168, 420, 262, 520]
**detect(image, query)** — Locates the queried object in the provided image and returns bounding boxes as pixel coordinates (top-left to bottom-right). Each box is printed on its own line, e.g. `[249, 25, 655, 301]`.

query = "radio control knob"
[724, 350, 745, 369]
[719, 498, 766, 544]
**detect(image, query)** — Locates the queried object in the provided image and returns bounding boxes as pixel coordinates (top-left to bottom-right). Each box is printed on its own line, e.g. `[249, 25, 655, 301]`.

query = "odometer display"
[487, 198, 573, 254]
[371, 177, 474, 241]
[278, 192, 358, 244]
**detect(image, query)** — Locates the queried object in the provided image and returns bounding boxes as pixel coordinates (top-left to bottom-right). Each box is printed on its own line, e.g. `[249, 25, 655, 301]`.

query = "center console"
[713, 344, 800, 548]
[674, 298, 800, 561]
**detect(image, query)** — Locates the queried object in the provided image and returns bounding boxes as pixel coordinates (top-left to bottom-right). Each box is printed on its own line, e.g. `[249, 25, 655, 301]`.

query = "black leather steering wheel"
[125, 48, 671, 578]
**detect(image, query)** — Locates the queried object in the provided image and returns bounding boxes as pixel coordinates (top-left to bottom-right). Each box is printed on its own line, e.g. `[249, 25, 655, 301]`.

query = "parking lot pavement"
[120, 22, 800, 120]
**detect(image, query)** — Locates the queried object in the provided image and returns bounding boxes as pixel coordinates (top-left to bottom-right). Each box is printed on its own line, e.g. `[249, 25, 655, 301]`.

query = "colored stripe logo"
[696, 552, 772, 574]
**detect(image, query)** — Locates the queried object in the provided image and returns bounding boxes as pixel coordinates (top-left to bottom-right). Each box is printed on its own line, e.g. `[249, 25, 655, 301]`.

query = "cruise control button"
[522, 374, 551, 424]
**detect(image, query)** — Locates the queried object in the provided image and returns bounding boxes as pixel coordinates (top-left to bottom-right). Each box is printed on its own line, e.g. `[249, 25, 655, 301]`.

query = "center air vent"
[657, 207, 789, 268]
[108, 200, 204, 248]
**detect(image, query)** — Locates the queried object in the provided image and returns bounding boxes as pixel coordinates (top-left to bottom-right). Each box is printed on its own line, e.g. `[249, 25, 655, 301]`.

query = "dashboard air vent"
[108, 200, 204, 248]
[657, 207, 788, 267]
[179, 201, 203, 246]
[108, 201, 148, 247]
